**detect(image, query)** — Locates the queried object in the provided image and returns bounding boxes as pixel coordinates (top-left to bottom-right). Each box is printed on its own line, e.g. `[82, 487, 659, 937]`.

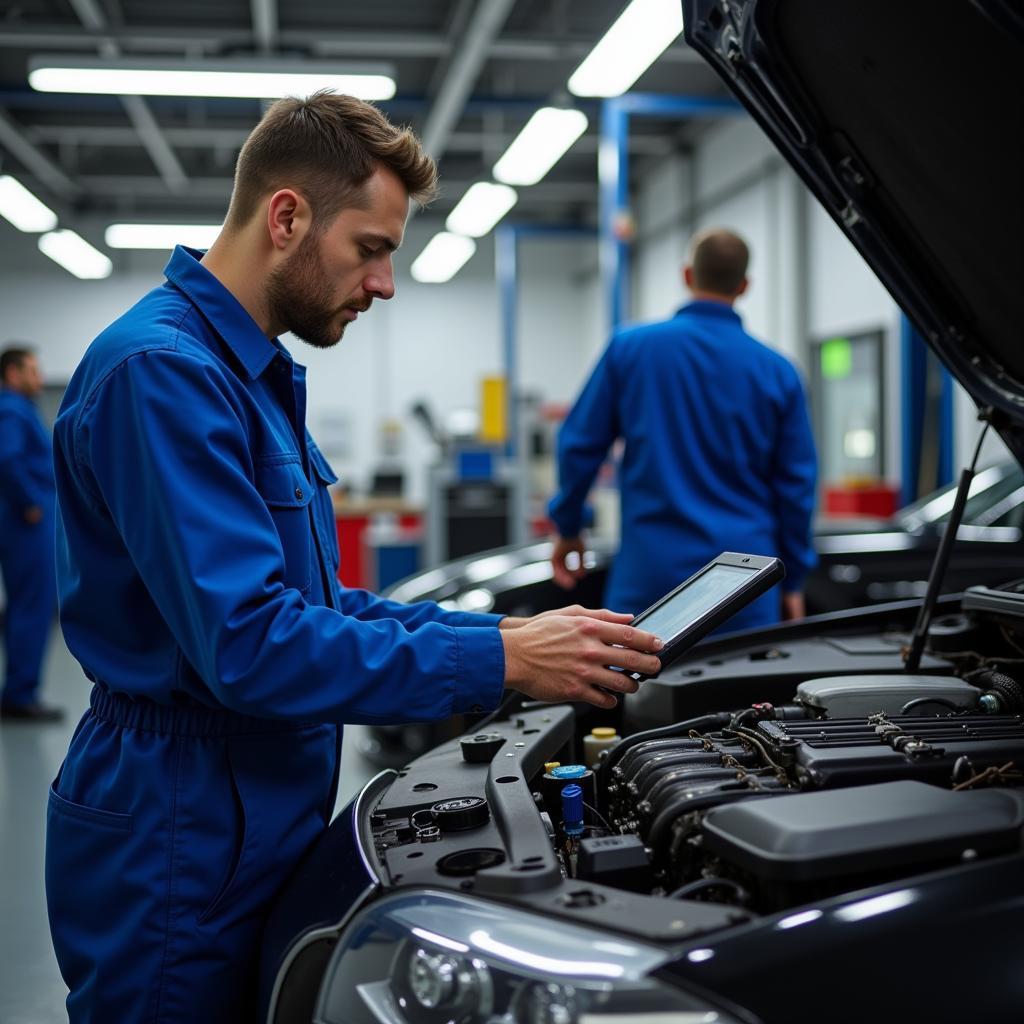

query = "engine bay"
[367, 591, 1024, 934]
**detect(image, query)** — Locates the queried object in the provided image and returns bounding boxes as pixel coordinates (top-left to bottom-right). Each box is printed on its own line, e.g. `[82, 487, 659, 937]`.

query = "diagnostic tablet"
[628, 552, 785, 680]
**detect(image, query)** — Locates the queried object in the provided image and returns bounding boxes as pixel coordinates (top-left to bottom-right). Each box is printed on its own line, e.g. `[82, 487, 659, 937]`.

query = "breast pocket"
[254, 454, 314, 596]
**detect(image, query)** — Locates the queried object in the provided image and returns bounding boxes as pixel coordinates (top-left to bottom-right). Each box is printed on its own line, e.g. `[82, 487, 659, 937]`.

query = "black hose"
[668, 876, 751, 905]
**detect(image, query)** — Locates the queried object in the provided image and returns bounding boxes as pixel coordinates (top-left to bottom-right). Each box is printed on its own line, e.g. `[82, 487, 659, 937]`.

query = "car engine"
[366, 592, 1024, 931]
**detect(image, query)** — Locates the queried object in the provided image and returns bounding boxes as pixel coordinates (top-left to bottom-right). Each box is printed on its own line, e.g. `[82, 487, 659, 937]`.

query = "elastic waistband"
[88, 686, 317, 738]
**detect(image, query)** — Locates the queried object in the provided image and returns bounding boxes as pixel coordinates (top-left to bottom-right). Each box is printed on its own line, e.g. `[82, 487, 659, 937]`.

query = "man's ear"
[683, 265, 695, 290]
[266, 189, 311, 252]
[734, 276, 749, 298]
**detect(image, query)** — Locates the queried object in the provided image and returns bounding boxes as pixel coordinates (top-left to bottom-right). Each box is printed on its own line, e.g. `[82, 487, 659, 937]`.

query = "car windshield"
[897, 463, 1024, 529]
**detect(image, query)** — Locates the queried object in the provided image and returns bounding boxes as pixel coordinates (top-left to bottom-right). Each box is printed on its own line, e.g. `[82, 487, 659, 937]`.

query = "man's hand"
[502, 614, 664, 710]
[22, 505, 43, 525]
[782, 592, 805, 621]
[499, 605, 634, 631]
[551, 536, 587, 589]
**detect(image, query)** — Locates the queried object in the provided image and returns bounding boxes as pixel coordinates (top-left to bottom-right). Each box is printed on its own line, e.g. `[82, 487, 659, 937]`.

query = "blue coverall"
[45, 247, 506, 1022]
[0, 388, 56, 708]
[549, 300, 817, 631]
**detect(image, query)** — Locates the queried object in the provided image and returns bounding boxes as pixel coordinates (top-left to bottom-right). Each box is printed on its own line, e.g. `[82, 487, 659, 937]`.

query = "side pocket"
[197, 744, 250, 924]
[48, 783, 132, 832]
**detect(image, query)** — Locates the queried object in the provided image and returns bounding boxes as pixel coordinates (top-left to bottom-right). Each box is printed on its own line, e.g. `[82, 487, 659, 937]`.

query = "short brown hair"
[225, 91, 438, 229]
[689, 229, 750, 295]
[1, 345, 33, 383]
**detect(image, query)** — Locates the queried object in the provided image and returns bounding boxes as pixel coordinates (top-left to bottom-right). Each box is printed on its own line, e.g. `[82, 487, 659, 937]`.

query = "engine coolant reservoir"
[583, 727, 620, 769]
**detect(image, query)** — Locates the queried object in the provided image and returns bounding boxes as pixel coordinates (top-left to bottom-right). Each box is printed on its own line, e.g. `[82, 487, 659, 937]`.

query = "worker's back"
[591, 300, 815, 628]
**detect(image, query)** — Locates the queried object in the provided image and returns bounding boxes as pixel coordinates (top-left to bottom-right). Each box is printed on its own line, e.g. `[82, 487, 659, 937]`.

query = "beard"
[266, 232, 349, 349]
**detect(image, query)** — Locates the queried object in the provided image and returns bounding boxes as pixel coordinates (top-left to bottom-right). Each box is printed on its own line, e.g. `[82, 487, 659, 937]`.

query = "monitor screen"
[636, 563, 758, 639]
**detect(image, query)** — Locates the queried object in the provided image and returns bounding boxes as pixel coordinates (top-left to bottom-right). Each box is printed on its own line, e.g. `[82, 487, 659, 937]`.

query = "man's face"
[5, 355, 43, 397]
[267, 166, 409, 349]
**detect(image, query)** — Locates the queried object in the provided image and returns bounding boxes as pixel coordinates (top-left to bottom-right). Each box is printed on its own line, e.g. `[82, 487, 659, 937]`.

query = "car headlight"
[314, 889, 748, 1024]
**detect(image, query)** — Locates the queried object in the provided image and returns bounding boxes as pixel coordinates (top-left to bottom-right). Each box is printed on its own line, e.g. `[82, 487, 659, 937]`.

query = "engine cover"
[701, 780, 1024, 882]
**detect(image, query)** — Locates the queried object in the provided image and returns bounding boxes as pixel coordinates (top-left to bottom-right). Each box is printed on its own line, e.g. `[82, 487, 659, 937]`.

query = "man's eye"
[360, 245, 376, 258]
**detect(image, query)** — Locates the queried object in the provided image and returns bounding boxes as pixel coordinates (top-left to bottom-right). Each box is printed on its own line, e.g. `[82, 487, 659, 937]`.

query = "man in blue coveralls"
[45, 92, 665, 1022]
[549, 229, 817, 631]
[0, 346, 63, 721]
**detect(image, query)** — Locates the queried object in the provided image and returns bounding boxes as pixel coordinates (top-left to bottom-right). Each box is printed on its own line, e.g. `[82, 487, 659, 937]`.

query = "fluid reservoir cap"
[461, 732, 505, 763]
[591, 727, 617, 739]
[431, 796, 490, 831]
[551, 764, 588, 780]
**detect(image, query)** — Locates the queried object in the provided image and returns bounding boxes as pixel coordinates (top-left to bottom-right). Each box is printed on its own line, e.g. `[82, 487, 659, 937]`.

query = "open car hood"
[683, 0, 1024, 461]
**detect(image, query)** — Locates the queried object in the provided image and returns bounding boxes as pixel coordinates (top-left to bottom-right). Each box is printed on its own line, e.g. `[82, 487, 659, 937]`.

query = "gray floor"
[0, 628, 379, 1023]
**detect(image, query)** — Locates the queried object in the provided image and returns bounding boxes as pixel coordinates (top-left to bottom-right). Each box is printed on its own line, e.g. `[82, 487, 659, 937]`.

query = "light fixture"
[492, 108, 589, 186]
[0, 175, 58, 232]
[38, 230, 112, 279]
[445, 182, 517, 238]
[105, 223, 222, 250]
[410, 232, 476, 284]
[28, 57, 396, 100]
[568, 0, 684, 98]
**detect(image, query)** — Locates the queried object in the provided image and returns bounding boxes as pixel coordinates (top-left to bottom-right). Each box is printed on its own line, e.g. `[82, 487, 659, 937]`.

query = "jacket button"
[470, 705, 483, 713]
[295, 487, 304, 500]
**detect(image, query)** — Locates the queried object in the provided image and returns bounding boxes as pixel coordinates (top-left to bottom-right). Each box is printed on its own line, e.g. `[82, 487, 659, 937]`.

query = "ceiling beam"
[0, 108, 80, 199]
[250, 0, 278, 53]
[421, 0, 517, 162]
[67, 0, 188, 194]
[0, 24, 704, 63]
[28, 123, 676, 157]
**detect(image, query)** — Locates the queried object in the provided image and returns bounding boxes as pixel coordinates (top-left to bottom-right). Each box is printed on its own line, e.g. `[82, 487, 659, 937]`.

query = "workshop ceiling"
[0, 0, 730, 231]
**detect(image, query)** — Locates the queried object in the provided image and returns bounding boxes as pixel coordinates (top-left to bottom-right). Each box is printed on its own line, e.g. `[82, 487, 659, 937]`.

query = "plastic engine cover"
[796, 674, 979, 718]
[701, 780, 1024, 882]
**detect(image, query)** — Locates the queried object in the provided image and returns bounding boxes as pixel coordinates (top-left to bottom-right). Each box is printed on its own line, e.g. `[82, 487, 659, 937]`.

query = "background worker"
[0, 346, 62, 721]
[549, 228, 817, 631]
[45, 92, 663, 1023]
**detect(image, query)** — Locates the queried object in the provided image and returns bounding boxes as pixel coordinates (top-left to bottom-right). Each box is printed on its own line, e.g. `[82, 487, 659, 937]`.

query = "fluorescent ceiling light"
[38, 230, 112, 279]
[0, 175, 58, 232]
[106, 223, 222, 250]
[28, 57, 396, 100]
[445, 182, 518, 238]
[410, 232, 476, 284]
[492, 108, 589, 186]
[568, 0, 684, 97]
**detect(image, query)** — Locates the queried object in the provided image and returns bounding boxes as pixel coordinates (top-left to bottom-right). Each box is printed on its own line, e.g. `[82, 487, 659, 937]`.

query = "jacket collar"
[675, 299, 743, 324]
[163, 245, 284, 380]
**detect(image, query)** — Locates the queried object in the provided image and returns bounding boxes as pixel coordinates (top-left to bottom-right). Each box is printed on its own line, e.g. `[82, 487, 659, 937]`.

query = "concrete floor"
[0, 627, 379, 1022]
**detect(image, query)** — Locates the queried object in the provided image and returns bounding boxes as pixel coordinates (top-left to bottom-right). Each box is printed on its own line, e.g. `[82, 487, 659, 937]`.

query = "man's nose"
[365, 262, 396, 300]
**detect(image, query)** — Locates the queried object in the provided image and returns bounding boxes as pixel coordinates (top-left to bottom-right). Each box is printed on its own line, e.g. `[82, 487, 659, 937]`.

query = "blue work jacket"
[53, 246, 506, 723]
[0, 388, 54, 522]
[549, 301, 817, 627]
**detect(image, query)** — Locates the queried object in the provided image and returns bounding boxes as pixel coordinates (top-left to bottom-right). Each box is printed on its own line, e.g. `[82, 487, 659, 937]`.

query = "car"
[257, 2, 1023, 1021]
[382, 462, 1024, 621]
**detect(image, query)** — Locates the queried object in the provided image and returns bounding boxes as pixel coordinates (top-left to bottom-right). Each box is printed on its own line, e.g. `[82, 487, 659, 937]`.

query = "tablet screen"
[635, 563, 758, 639]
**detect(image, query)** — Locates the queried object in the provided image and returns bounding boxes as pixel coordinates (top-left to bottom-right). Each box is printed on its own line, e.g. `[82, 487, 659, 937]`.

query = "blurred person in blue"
[45, 91, 665, 1024]
[0, 345, 63, 722]
[549, 228, 817, 631]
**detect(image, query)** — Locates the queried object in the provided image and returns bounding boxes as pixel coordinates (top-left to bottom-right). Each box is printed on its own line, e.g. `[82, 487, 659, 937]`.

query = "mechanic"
[0, 346, 62, 721]
[549, 228, 817, 630]
[45, 91, 664, 1023]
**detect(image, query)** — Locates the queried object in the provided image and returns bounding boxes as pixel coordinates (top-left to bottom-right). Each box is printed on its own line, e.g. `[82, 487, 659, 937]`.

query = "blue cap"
[551, 764, 588, 780]
[561, 783, 584, 836]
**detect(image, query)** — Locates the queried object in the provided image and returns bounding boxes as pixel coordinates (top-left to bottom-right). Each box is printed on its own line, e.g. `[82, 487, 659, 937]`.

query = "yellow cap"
[591, 727, 617, 739]
[544, 762, 561, 772]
